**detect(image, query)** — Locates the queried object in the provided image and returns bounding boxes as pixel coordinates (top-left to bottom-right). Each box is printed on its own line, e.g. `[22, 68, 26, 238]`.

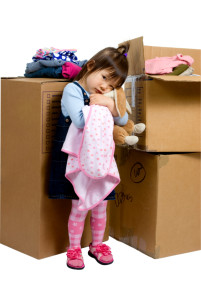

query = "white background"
[0, 0, 201, 76]
[0, 0, 201, 299]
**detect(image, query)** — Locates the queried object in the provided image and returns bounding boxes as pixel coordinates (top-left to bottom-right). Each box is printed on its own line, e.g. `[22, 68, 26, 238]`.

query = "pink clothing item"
[88, 243, 114, 265]
[68, 199, 108, 249]
[62, 62, 82, 79]
[66, 247, 85, 269]
[145, 54, 194, 74]
[62, 105, 120, 211]
[90, 201, 107, 246]
[68, 200, 88, 249]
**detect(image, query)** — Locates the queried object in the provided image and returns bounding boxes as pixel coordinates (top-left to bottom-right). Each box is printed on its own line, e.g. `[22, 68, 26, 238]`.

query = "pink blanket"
[145, 54, 194, 74]
[62, 105, 120, 211]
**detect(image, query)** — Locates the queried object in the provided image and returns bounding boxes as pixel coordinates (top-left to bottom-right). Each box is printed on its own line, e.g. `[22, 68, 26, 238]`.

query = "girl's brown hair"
[74, 43, 129, 88]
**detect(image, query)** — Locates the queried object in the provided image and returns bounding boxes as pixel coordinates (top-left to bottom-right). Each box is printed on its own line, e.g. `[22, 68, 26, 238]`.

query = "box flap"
[119, 37, 145, 76]
[148, 75, 201, 82]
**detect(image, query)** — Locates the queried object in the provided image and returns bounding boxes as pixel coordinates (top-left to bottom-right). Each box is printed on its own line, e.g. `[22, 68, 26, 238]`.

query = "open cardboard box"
[121, 37, 201, 152]
[110, 146, 201, 258]
[0, 77, 110, 259]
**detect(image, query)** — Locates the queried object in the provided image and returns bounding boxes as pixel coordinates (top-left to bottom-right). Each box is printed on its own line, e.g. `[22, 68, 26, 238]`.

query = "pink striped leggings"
[68, 200, 108, 249]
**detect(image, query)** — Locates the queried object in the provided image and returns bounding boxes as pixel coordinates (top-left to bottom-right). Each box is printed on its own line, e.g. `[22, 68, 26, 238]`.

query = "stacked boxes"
[0, 39, 200, 260]
[110, 37, 201, 258]
[0, 78, 110, 259]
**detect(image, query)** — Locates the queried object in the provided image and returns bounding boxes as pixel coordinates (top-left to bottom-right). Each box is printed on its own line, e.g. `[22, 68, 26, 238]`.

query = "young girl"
[49, 44, 129, 270]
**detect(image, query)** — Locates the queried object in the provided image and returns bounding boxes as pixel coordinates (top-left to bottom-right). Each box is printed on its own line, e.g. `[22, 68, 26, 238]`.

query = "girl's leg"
[90, 200, 108, 246]
[68, 199, 88, 249]
[89, 200, 113, 265]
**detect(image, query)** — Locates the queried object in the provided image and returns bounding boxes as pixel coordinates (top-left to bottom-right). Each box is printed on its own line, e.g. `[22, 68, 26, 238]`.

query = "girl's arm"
[89, 94, 128, 126]
[61, 84, 86, 128]
[90, 94, 119, 116]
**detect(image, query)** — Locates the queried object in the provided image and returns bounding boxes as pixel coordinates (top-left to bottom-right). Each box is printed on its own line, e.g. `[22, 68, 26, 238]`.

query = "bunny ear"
[104, 88, 127, 118]
[126, 100, 132, 114]
[115, 87, 126, 118]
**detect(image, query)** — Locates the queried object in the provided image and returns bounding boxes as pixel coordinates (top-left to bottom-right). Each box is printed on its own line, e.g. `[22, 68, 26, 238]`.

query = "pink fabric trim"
[62, 105, 120, 211]
[62, 150, 76, 156]
[66, 171, 119, 211]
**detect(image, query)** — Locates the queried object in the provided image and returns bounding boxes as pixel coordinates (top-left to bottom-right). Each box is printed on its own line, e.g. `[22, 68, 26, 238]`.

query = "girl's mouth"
[95, 89, 102, 94]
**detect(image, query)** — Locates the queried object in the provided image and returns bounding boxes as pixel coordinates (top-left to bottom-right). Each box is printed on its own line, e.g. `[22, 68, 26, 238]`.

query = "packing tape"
[125, 75, 144, 108]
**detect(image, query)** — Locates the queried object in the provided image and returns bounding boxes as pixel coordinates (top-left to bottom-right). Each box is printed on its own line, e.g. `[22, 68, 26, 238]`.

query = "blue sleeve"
[113, 112, 128, 126]
[61, 83, 85, 128]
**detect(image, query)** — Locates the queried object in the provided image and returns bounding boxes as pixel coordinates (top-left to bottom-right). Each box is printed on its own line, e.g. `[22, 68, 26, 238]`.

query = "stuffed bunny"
[104, 88, 145, 146]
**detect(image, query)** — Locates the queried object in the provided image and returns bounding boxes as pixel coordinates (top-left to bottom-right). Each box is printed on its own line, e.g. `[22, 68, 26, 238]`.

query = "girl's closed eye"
[102, 75, 114, 90]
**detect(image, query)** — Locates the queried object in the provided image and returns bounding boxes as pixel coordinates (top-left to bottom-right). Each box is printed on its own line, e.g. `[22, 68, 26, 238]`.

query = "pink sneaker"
[66, 247, 85, 270]
[88, 243, 114, 265]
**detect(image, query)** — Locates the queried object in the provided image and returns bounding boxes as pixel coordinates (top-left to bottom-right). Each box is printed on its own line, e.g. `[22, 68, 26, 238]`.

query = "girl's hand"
[89, 94, 109, 106]
[89, 94, 119, 117]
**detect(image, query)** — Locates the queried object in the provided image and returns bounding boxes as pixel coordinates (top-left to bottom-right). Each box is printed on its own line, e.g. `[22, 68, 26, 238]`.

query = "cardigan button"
[65, 118, 69, 123]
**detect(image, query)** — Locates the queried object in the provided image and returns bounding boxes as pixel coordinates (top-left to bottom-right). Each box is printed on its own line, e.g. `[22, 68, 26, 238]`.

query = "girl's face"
[81, 68, 119, 94]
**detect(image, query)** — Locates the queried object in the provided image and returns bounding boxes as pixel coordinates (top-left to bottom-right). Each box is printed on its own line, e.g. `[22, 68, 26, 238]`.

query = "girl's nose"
[100, 83, 109, 92]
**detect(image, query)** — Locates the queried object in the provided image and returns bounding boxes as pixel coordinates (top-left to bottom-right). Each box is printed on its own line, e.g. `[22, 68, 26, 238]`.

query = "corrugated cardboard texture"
[111, 147, 158, 257]
[1, 78, 109, 259]
[148, 75, 201, 82]
[119, 36, 144, 76]
[120, 37, 201, 78]
[156, 153, 201, 258]
[122, 37, 201, 152]
[110, 147, 201, 258]
[137, 79, 201, 152]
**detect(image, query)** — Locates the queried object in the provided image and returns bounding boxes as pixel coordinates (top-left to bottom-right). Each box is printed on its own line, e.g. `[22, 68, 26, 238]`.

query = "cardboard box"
[110, 146, 201, 258]
[121, 37, 201, 152]
[1, 77, 110, 259]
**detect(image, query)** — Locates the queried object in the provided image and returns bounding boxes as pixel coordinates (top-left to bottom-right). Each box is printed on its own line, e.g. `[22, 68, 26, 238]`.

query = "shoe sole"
[88, 251, 114, 265]
[66, 263, 85, 270]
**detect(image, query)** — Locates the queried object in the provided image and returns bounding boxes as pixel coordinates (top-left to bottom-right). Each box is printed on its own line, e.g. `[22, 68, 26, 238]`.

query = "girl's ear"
[87, 60, 95, 71]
